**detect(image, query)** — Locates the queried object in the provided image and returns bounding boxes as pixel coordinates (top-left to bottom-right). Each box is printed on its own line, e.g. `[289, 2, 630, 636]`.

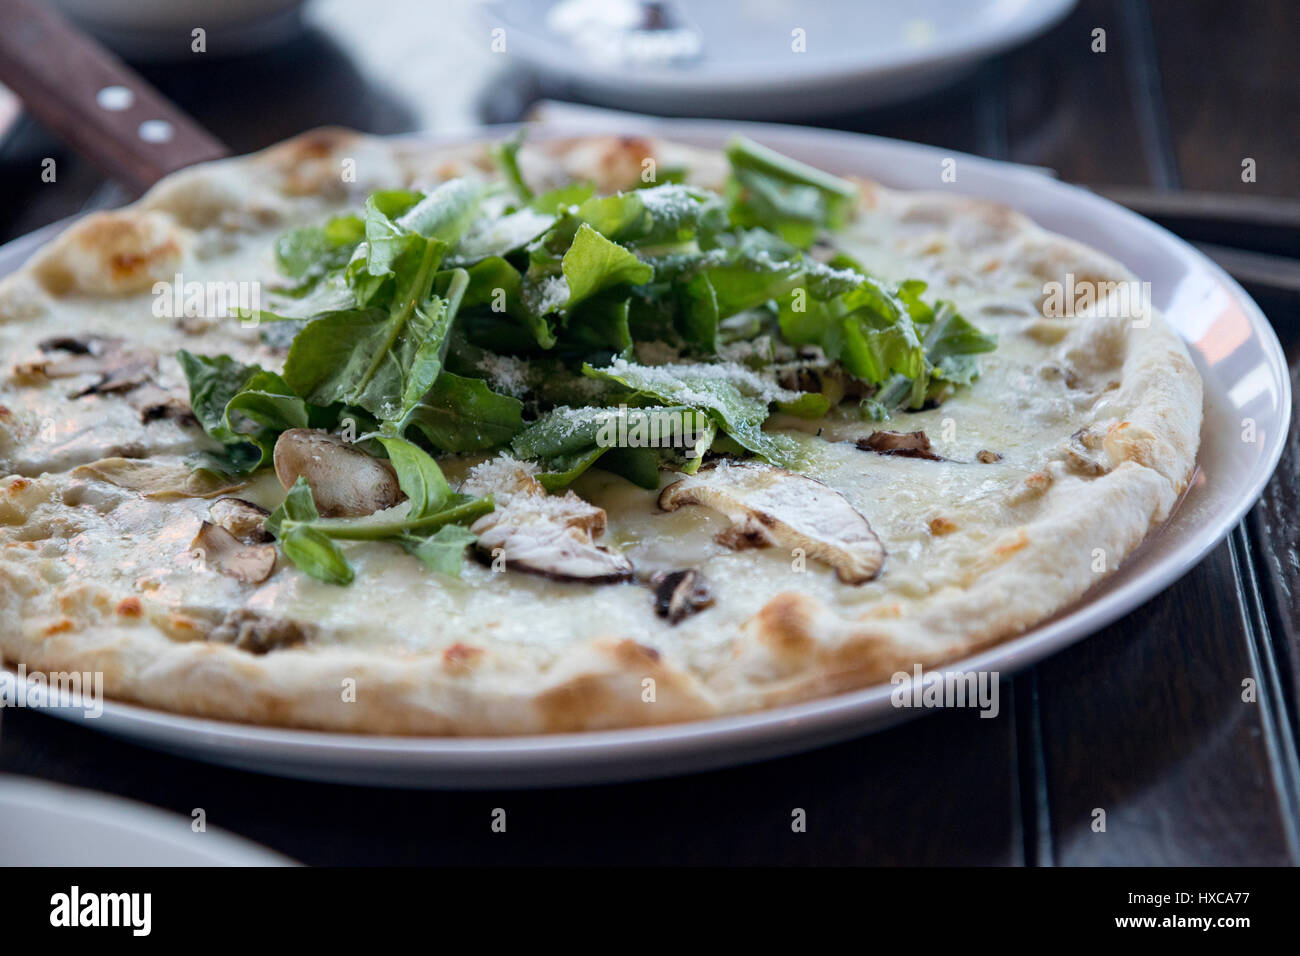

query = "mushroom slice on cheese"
[468, 464, 633, 583]
[190, 520, 276, 584]
[658, 461, 885, 584]
[273, 428, 401, 517]
[208, 497, 273, 542]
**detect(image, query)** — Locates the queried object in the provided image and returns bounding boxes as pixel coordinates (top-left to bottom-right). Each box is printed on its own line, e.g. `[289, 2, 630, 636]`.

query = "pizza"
[0, 129, 1201, 734]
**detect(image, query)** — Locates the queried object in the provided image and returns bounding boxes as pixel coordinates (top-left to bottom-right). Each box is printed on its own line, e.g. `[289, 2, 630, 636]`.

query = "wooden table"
[1, 0, 1296, 866]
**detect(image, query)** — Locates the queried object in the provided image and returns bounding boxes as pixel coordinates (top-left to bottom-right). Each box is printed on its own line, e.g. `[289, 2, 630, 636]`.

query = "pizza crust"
[0, 129, 1202, 734]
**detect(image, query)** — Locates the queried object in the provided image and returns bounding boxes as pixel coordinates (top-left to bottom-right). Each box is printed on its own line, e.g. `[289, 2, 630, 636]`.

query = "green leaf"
[677, 272, 719, 353]
[703, 245, 804, 317]
[492, 130, 533, 200]
[283, 256, 467, 423]
[266, 476, 319, 536]
[396, 180, 486, 245]
[449, 206, 555, 267]
[276, 215, 365, 284]
[583, 361, 802, 468]
[724, 137, 858, 246]
[458, 257, 555, 348]
[374, 435, 451, 519]
[400, 371, 525, 452]
[281, 525, 354, 585]
[178, 351, 309, 474]
[868, 302, 997, 416]
[575, 184, 727, 249]
[530, 182, 595, 215]
[399, 524, 478, 576]
[599, 446, 664, 489]
[566, 290, 632, 355]
[536, 446, 607, 492]
[313, 495, 494, 540]
[520, 405, 711, 489]
[562, 223, 654, 311]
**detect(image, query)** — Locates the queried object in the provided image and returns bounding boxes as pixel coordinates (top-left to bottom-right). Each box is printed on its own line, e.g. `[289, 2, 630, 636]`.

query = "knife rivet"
[138, 120, 175, 144]
[96, 86, 134, 111]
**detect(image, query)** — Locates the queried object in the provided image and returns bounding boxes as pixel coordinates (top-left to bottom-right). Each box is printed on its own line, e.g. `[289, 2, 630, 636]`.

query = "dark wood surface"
[1, 0, 1297, 865]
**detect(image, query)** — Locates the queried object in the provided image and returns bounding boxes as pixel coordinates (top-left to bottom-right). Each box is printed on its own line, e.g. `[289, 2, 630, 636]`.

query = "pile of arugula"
[180, 135, 996, 584]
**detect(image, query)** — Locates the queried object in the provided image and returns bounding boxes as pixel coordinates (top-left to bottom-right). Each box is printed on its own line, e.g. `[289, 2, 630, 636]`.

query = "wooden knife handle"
[0, 0, 230, 194]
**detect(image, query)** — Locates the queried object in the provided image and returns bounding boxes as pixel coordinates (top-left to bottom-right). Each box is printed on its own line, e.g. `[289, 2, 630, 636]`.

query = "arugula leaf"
[559, 223, 654, 311]
[530, 182, 595, 214]
[399, 524, 478, 576]
[536, 446, 608, 491]
[779, 274, 926, 385]
[519, 405, 711, 490]
[283, 257, 467, 423]
[178, 351, 310, 474]
[373, 435, 451, 519]
[492, 130, 532, 201]
[267, 475, 487, 581]
[281, 525, 355, 585]
[583, 361, 802, 468]
[724, 137, 858, 247]
[395, 180, 486, 245]
[276, 215, 365, 288]
[575, 184, 727, 249]
[266, 478, 355, 584]
[458, 256, 555, 348]
[448, 206, 555, 267]
[399, 371, 525, 452]
[866, 301, 997, 416]
[676, 272, 719, 354]
[566, 289, 633, 355]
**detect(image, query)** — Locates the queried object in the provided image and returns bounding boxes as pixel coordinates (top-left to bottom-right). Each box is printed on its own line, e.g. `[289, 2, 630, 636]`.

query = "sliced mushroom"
[208, 497, 273, 543]
[74, 457, 246, 499]
[650, 569, 714, 624]
[190, 520, 276, 584]
[468, 465, 633, 583]
[127, 383, 197, 424]
[658, 461, 885, 584]
[976, 449, 1002, 463]
[855, 430, 943, 461]
[15, 335, 158, 396]
[70, 349, 157, 397]
[273, 428, 401, 517]
[208, 608, 310, 654]
[37, 335, 96, 355]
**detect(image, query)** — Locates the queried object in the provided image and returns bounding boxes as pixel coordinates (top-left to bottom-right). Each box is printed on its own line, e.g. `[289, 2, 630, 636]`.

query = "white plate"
[0, 774, 293, 865]
[481, 0, 1076, 116]
[0, 118, 1289, 787]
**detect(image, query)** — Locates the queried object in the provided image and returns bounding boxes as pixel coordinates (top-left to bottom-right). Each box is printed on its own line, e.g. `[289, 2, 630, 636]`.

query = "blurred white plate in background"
[483, 0, 1077, 116]
[0, 775, 293, 865]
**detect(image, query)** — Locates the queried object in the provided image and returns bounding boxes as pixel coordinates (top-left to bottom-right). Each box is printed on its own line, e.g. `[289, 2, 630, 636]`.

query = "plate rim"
[482, 0, 1078, 93]
[0, 117, 1289, 784]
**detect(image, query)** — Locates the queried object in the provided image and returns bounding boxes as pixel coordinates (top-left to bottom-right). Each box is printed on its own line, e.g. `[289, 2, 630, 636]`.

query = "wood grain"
[0, 0, 228, 194]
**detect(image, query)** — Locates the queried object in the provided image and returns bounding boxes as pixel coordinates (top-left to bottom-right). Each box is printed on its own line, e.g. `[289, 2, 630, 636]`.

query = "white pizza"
[0, 129, 1201, 733]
